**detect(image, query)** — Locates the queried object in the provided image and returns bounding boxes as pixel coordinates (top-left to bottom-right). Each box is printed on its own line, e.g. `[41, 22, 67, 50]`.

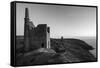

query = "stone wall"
[24, 8, 50, 52]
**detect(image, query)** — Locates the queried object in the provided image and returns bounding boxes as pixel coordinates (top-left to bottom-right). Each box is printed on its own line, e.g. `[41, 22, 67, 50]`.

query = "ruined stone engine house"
[24, 8, 50, 52]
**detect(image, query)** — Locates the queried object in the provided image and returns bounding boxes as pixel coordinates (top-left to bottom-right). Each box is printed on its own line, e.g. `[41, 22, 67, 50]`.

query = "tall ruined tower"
[24, 8, 30, 52]
[24, 8, 51, 52]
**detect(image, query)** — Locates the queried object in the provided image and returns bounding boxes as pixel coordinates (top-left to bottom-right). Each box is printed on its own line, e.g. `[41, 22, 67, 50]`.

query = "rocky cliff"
[16, 36, 97, 66]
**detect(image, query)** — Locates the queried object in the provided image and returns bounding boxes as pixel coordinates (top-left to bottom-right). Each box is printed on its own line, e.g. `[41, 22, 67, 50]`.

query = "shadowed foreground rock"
[16, 38, 96, 66]
[50, 38, 96, 62]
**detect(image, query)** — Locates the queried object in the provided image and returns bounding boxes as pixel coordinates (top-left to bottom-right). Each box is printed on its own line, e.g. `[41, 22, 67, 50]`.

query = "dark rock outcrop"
[16, 36, 96, 66]
[50, 38, 96, 62]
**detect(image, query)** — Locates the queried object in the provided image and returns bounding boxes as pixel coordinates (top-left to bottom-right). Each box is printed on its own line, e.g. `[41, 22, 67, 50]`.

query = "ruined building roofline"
[37, 24, 50, 27]
[37, 24, 47, 26]
[25, 8, 50, 28]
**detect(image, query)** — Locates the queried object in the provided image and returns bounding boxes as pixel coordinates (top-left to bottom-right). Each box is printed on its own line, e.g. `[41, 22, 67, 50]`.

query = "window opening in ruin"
[41, 43, 44, 48]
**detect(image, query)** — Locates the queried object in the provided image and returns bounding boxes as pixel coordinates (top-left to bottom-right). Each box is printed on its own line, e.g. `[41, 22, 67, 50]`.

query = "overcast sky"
[16, 3, 96, 38]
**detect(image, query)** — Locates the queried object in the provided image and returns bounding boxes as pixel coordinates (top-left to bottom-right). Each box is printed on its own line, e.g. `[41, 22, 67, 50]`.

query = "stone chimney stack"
[24, 8, 30, 52]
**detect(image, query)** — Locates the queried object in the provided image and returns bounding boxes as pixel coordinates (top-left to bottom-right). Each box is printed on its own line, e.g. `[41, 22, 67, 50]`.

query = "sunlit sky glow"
[16, 3, 96, 38]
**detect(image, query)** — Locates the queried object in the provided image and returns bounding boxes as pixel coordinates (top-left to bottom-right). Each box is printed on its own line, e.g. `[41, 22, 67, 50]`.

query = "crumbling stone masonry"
[24, 8, 50, 52]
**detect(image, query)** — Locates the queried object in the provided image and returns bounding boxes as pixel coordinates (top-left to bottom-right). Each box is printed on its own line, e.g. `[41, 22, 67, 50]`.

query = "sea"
[76, 36, 97, 58]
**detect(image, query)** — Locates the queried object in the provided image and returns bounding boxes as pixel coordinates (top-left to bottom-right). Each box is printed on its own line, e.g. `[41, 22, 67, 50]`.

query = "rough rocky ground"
[15, 37, 97, 66]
